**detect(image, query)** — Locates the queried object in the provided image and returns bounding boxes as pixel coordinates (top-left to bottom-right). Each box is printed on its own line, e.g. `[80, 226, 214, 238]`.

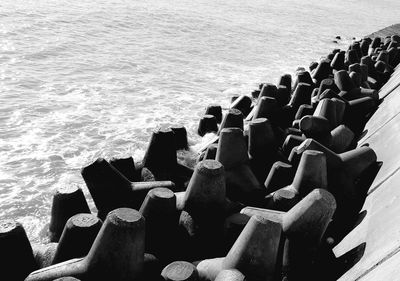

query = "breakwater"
[4, 0, 400, 241]
[2, 31, 400, 281]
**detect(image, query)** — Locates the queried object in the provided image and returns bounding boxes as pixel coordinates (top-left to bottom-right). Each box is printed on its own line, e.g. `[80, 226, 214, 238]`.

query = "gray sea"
[1, 0, 399, 242]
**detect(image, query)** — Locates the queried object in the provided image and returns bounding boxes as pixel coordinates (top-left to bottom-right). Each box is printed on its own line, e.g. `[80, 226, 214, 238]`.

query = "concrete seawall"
[334, 26, 400, 280]
[367, 24, 400, 39]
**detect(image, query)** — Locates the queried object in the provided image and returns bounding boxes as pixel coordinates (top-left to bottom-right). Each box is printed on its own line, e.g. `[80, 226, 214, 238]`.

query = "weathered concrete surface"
[359, 84, 400, 144]
[359, 70, 400, 145]
[334, 59, 400, 280]
[360, 250, 400, 281]
[335, 162, 400, 280]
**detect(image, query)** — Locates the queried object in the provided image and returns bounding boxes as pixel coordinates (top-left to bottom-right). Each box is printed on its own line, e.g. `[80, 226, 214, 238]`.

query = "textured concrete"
[334, 60, 400, 280]
[359, 71, 400, 144]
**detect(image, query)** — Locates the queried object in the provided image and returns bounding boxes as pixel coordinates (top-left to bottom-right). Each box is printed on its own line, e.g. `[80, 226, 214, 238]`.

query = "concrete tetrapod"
[292, 138, 376, 199]
[278, 73, 292, 94]
[351, 42, 362, 61]
[360, 55, 379, 84]
[349, 71, 362, 87]
[198, 115, 218, 137]
[294, 71, 314, 88]
[258, 83, 277, 100]
[261, 83, 290, 108]
[170, 125, 189, 150]
[109, 156, 140, 182]
[318, 88, 347, 105]
[331, 51, 346, 71]
[281, 135, 306, 158]
[266, 150, 327, 211]
[0, 219, 37, 281]
[196, 216, 283, 281]
[214, 269, 245, 281]
[196, 209, 283, 280]
[359, 63, 371, 89]
[48, 186, 91, 242]
[251, 89, 260, 99]
[142, 128, 178, 181]
[81, 158, 175, 219]
[142, 253, 163, 281]
[294, 104, 314, 120]
[299, 114, 354, 153]
[241, 189, 336, 280]
[276, 85, 291, 107]
[52, 213, 102, 265]
[139, 187, 178, 262]
[345, 49, 360, 66]
[264, 161, 294, 194]
[222, 215, 283, 281]
[282, 189, 336, 280]
[203, 143, 218, 160]
[291, 138, 376, 231]
[287, 149, 327, 196]
[179, 159, 227, 259]
[240, 207, 284, 224]
[241, 189, 336, 245]
[312, 59, 332, 85]
[343, 95, 377, 135]
[275, 104, 297, 129]
[348, 63, 362, 76]
[25, 208, 145, 281]
[161, 261, 199, 281]
[33, 243, 58, 269]
[215, 127, 248, 170]
[329, 124, 355, 153]
[298, 95, 350, 150]
[219, 108, 244, 133]
[230, 95, 252, 117]
[248, 118, 278, 183]
[183, 160, 226, 221]
[329, 98, 347, 123]
[282, 188, 336, 243]
[334, 70, 379, 101]
[216, 128, 263, 205]
[205, 105, 223, 124]
[288, 83, 314, 114]
[313, 98, 340, 128]
[222, 213, 251, 253]
[316, 78, 340, 100]
[142, 128, 194, 189]
[266, 187, 300, 212]
[246, 96, 278, 122]
[248, 118, 276, 159]
[299, 115, 331, 142]
[340, 65, 360, 89]
[196, 258, 224, 281]
[360, 39, 369, 57]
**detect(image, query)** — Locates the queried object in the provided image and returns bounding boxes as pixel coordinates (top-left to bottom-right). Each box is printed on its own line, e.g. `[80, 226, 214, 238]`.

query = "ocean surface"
[1, 0, 400, 242]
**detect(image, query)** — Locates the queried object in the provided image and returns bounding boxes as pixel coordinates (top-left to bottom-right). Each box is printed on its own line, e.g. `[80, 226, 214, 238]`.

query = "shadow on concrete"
[344, 161, 383, 234]
[312, 241, 367, 281]
[351, 209, 368, 231]
[329, 160, 382, 243]
[310, 161, 382, 281]
[335, 242, 367, 279]
[358, 129, 369, 142]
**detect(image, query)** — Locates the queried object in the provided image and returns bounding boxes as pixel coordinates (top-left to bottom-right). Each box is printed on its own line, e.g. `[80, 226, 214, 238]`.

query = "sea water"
[1, 0, 399, 242]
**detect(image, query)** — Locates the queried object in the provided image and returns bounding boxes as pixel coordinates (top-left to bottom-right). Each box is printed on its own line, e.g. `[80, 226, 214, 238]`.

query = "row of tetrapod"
[1, 34, 399, 281]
